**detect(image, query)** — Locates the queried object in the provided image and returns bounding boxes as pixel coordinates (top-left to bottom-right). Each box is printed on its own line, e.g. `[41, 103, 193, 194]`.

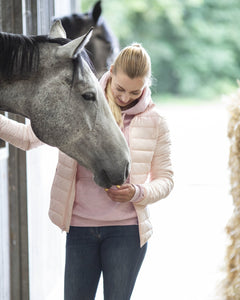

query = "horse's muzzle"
[95, 161, 130, 188]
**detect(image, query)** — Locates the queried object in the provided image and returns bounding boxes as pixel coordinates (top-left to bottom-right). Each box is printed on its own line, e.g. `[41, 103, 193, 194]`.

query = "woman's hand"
[105, 184, 136, 203]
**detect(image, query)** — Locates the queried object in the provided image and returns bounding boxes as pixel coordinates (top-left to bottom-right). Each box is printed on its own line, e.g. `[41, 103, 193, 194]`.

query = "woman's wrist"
[130, 184, 145, 203]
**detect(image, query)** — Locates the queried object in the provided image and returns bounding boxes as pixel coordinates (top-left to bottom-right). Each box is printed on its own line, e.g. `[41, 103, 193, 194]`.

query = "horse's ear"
[56, 27, 93, 59]
[91, 1, 102, 24]
[49, 20, 67, 39]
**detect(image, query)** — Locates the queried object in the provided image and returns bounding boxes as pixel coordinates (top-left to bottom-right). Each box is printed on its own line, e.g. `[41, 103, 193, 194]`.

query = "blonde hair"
[105, 79, 123, 128]
[106, 43, 151, 128]
[112, 43, 151, 84]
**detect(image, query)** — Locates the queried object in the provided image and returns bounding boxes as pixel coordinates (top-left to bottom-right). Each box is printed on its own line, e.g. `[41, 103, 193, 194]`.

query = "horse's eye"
[82, 92, 96, 101]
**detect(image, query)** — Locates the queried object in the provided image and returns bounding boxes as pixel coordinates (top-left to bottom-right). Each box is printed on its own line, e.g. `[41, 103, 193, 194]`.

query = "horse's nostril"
[125, 162, 129, 180]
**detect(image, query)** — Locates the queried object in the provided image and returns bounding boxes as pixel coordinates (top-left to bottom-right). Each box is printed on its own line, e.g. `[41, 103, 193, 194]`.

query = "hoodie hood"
[100, 71, 152, 116]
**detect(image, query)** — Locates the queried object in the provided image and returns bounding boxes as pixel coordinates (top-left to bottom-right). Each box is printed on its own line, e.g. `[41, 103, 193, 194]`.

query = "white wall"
[27, 146, 66, 300]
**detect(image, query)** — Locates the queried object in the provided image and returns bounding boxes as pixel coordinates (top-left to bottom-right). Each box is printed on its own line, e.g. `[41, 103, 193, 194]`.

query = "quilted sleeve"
[0, 114, 43, 150]
[136, 116, 174, 206]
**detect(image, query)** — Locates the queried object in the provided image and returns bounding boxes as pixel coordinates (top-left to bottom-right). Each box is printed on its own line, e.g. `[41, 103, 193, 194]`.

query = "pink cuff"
[130, 184, 145, 203]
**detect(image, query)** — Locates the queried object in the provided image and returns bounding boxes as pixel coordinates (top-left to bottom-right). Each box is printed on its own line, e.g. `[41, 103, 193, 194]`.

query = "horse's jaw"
[57, 131, 130, 189]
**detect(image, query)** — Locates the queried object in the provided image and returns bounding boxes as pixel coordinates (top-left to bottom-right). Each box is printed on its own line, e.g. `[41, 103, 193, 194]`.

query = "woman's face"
[110, 69, 146, 109]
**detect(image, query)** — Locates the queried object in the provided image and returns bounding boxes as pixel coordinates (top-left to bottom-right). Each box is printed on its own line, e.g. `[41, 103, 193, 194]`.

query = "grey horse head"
[0, 21, 130, 188]
[55, 0, 119, 78]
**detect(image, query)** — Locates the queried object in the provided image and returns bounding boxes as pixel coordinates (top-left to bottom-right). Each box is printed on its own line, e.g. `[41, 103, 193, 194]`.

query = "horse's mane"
[0, 32, 93, 81]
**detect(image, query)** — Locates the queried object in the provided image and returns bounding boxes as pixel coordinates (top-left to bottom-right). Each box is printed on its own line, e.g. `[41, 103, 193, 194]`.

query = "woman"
[0, 43, 173, 299]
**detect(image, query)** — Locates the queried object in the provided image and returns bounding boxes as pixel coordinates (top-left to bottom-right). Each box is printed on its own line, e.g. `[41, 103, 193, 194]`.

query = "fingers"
[105, 184, 135, 202]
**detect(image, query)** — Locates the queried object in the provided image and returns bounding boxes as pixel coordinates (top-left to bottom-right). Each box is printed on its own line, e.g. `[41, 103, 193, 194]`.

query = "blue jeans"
[64, 225, 147, 300]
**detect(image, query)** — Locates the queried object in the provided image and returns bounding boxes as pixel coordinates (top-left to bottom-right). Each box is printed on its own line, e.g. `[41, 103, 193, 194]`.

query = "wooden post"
[0, 1, 29, 299]
[23, 0, 37, 35]
[8, 140, 29, 300]
[0, 112, 6, 148]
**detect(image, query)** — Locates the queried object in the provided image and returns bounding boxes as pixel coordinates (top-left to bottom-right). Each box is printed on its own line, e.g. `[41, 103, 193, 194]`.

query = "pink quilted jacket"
[0, 98, 173, 246]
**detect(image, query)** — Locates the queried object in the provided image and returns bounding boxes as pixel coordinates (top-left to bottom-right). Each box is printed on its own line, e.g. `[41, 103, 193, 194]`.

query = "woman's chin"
[116, 98, 127, 107]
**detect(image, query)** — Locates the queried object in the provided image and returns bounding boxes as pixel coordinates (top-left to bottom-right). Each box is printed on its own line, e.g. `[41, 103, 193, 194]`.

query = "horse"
[55, 0, 119, 78]
[0, 20, 130, 188]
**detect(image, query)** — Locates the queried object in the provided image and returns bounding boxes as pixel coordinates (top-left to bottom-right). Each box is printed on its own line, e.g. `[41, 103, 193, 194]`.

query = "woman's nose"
[121, 93, 130, 103]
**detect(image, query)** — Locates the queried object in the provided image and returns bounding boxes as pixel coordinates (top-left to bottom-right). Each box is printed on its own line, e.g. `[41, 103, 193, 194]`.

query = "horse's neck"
[0, 39, 49, 118]
[0, 80, 32, 117]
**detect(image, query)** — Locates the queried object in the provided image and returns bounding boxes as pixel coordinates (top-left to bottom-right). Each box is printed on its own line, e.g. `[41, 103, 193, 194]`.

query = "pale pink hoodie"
[71, 71, 150, 227]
